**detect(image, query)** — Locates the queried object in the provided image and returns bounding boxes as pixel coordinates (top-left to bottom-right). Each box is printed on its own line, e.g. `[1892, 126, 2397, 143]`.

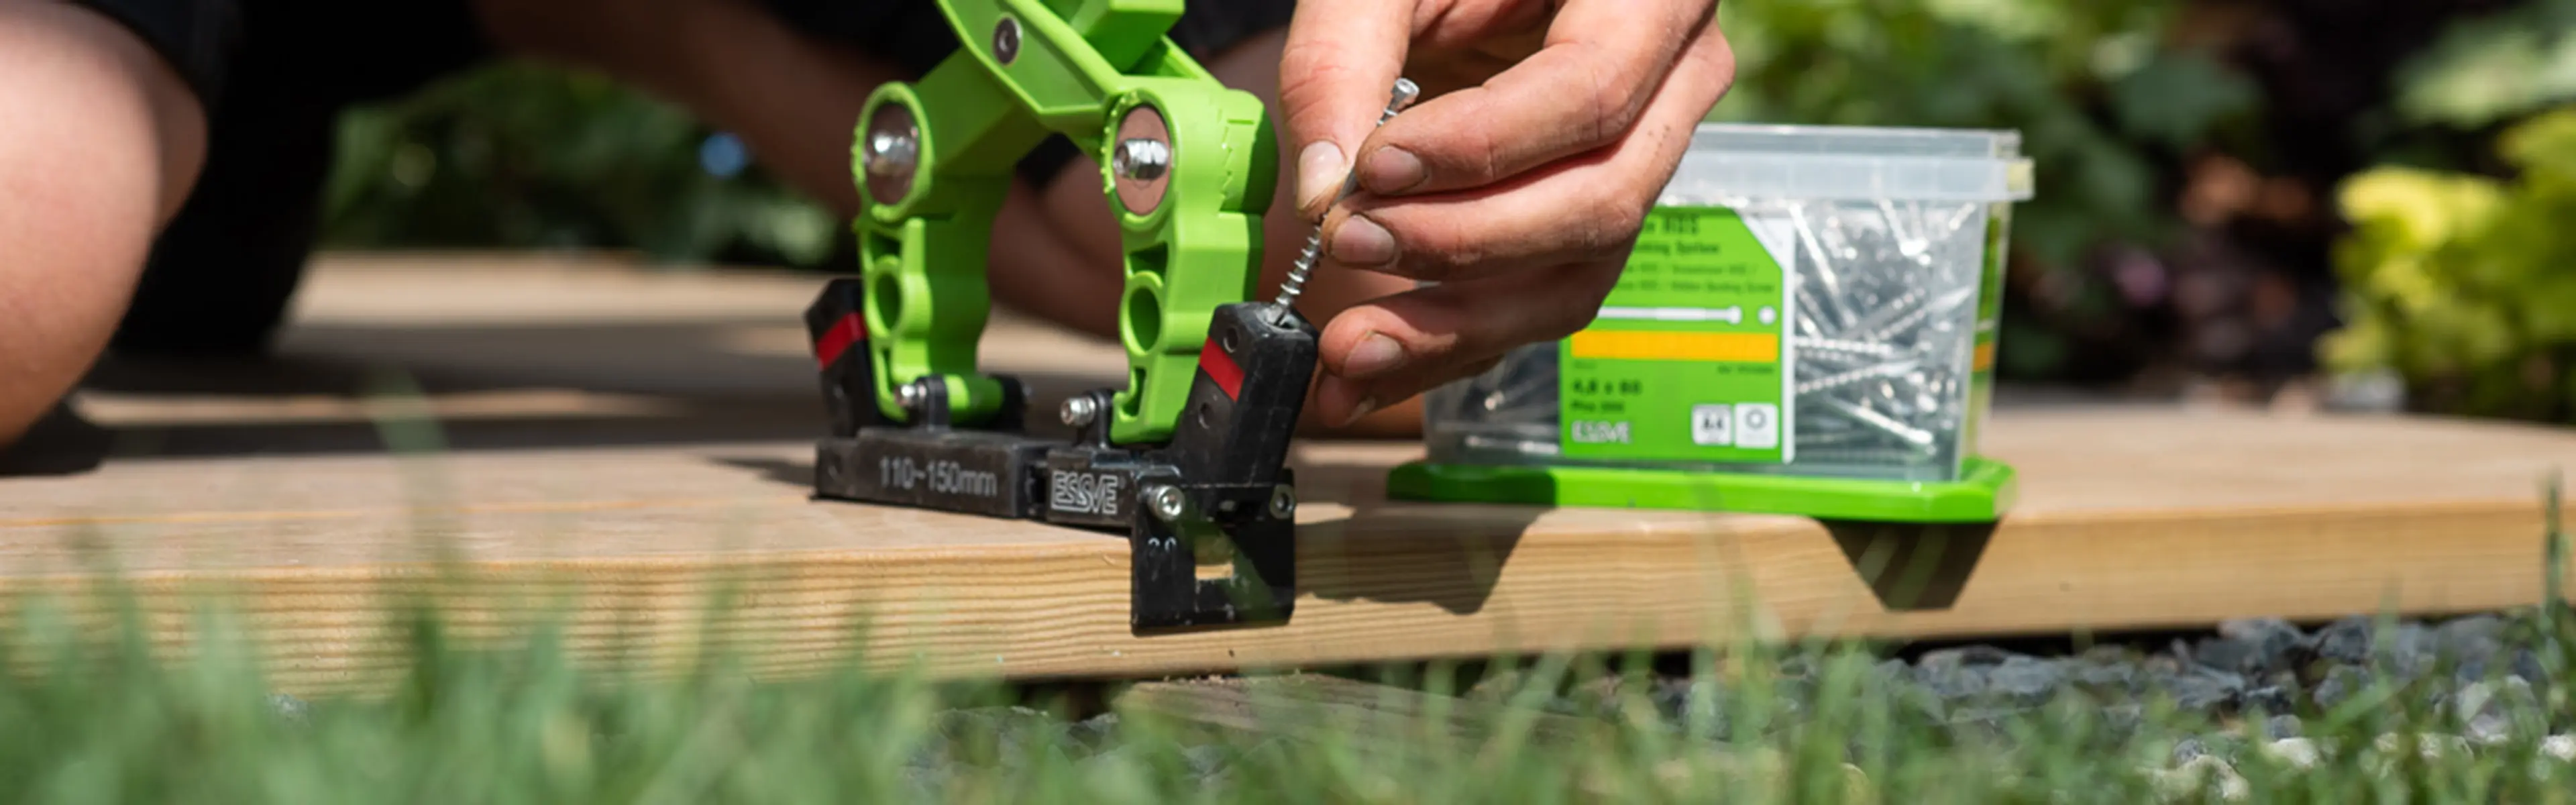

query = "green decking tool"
[798, 0, 1419, 633]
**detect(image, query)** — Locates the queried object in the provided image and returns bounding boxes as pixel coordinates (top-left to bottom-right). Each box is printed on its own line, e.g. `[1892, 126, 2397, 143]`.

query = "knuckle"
[1573, 186, 1648, 259]
[1580, 75, 1630, 146]
[1600, 199, 1648, 243]
[1548, 268, 1625, 337]
[1275, 83, 1334, 131]
[1457, 108, 1511, 184]
[1580, 47, 1656, 145]
[1275, 60, 1338, 107]
[1375, 210, 1478, 278]
[1275, 65, 1363, 140]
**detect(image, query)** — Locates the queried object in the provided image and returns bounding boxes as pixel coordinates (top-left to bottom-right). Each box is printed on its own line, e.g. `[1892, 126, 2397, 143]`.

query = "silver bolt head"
[1147, 485, 1186, 521]
[861, 103, 920, 206]
[1059, 396, 1097, 427]
[1268, 485, 1297, 519]
[1111, 138, 1170, 181]
[896, 380, 926, 408]
[864, 129, 917, 176]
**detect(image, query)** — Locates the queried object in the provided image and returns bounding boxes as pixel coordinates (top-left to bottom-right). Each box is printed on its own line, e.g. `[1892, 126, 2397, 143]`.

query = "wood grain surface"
[1, 253, 2569, 696]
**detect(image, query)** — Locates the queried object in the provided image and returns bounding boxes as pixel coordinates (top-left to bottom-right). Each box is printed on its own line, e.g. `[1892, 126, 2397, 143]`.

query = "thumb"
[1277, 0, 1416, 219]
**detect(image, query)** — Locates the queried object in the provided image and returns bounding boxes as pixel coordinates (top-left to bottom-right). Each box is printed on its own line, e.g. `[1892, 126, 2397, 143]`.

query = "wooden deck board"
[1, 253, 2569, 696]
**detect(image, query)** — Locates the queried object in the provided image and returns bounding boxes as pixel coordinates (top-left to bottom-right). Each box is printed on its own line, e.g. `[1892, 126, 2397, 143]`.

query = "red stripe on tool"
[1197, 337, 1244, 400]
[814, 313, 865, 369]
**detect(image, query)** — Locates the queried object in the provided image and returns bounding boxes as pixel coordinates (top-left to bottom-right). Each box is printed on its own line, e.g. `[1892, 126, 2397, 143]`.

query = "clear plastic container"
[1420, 123, 2034, 484]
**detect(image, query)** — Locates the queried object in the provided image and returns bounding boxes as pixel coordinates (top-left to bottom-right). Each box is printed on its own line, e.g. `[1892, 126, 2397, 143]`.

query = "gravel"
[1592, 607, 2575, 789]
[871, 607, 2574, 796]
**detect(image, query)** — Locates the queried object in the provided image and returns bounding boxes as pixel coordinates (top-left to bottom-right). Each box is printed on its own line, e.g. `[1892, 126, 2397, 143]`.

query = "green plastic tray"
[1383, 457, 2016, 523]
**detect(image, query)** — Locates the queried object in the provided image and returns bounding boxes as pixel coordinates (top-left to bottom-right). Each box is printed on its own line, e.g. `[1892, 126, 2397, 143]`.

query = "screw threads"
[1272, 229, 1326, 320]
[1271, 78, 1421, 325]
[1792, 337, 1903, 360]
[1795, 360, 1920, 397]
[1856, 286, 1972, 343]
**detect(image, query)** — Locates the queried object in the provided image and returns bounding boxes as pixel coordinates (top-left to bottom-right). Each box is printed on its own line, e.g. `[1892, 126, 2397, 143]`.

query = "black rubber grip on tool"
[1163, 301, 1318, 488]
[804, 278, 879, 438]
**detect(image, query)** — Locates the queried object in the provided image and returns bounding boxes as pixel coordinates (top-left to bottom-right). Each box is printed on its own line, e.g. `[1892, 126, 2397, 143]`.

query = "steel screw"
[1146, 485, 1186, 522]
[1774, 199, 1988, 468]
[1272, 77, 1421, 325]
[1059, 395, 1097, 427]
[992, 17, 1020, 64]
[1267, 485, 1296, 519]
[1434, 186, 1993, 473]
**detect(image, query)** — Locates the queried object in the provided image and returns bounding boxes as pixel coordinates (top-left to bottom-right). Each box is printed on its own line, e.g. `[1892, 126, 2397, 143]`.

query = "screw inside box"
[1419, 123, 2031, 486]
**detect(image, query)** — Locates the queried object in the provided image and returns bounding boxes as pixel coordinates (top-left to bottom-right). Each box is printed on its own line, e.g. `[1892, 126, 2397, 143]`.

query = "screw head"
[896, 379, 926, 409]
[1146, 485, 1186, 522]
[1268, 485, 1297, 520]
[861, 103, 919, 207]
[1387, 78, 1421, 115]
[992, 17, 1020, 64]
[1059, 395, 1097, 427]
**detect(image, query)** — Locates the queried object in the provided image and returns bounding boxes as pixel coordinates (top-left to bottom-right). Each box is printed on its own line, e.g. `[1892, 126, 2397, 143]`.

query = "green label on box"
[1560, 206, 1798, 464]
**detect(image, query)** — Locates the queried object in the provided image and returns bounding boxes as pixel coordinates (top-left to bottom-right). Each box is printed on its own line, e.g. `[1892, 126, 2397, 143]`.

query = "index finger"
[1276, 0, 1418, 218]
[1352, 0, 1716, 198]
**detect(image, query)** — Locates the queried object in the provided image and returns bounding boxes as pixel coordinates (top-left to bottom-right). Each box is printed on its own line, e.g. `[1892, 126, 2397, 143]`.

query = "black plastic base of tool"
[803, 295, 1318, 633]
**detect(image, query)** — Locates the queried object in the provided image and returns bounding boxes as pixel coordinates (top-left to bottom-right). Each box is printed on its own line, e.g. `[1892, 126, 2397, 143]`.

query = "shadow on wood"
[1822, 518, 1996, 611]
[36, 323, 1121, 465]
[698, 453, 1550, 619]
[0, 402, 113, 477]
[709, 455, 817, 490]
[1295, 460, 1549, 617]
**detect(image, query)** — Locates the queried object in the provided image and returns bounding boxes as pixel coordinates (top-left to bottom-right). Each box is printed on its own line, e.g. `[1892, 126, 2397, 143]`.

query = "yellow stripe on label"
[1973, 341, 1996, 372]
[1569, 331, 1779, 363]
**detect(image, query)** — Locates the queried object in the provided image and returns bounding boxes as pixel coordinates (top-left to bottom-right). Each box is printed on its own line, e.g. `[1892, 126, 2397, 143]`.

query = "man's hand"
[1278, 0, 1736, 426]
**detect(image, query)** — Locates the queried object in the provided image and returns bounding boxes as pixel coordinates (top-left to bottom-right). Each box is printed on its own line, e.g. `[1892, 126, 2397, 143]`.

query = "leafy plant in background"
[1705, 0, 2265, 380]
[318, 62, 842, 269]
[2391, 0, 2576, 132]
[315, 3, 2265, 288]
[1713, 0, 2258, 269]
[305, 0, 2576, 403]
[2320, 106, 2576, 422]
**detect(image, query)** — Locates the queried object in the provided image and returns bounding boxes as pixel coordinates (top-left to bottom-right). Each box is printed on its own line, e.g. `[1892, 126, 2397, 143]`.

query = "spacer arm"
[851, 0, 1277, 444]
[852, 56, 1051, 425]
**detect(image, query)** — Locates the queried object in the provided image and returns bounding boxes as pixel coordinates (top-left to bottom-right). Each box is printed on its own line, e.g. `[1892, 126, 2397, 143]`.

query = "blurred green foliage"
[318, 62, 839, 268]
[1709, 0, 2257, 269]
[1703, 0, 2261, 381]
[316, 1, 2259, 277]
[2321, 107, 2576, 421]
[2392, 0, 2576, 130]
[307, 0, 2576, 405]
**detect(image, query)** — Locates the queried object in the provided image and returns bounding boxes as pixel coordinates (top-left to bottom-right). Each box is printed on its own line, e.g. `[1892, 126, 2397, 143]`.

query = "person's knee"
[0, 2, 208, 447]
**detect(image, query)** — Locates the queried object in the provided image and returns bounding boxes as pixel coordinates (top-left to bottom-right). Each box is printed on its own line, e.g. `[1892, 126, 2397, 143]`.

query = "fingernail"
[1362, 148, 1425, 194]
[1338, 395, 1380, 428]
[1343, 333, 1406, 379]
[1329, 214, 1396, 266]
[1297, 141, 1344, 215]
